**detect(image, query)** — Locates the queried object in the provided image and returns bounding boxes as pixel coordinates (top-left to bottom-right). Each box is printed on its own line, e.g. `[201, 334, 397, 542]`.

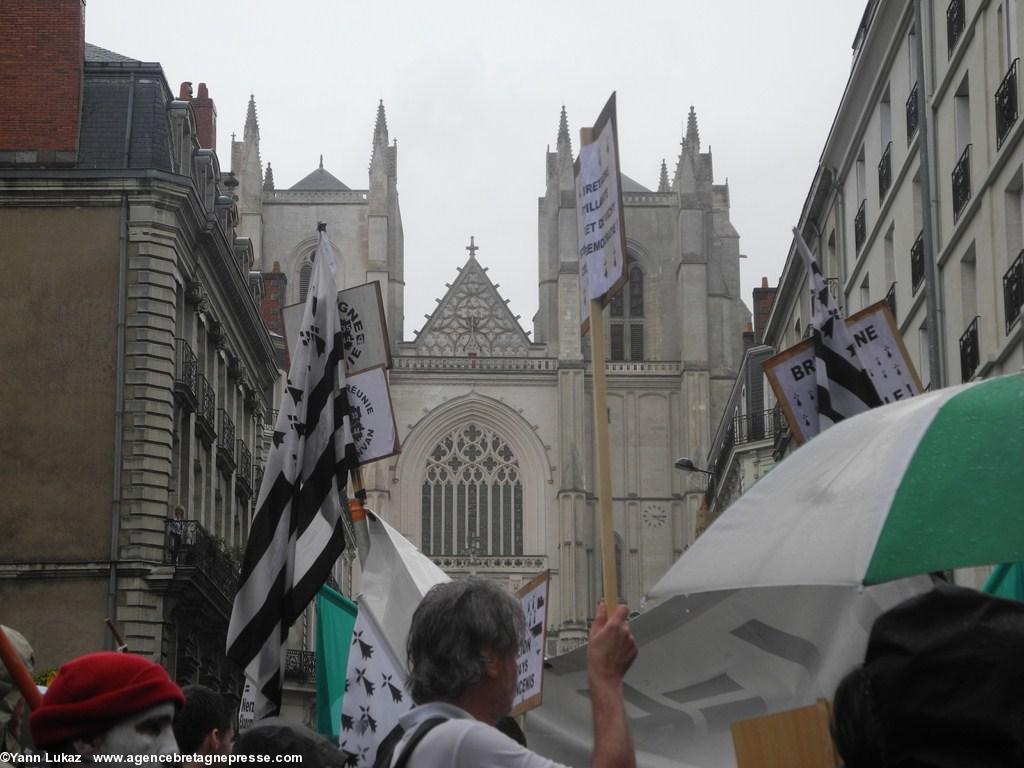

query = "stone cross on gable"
[466, 236, 479, 259]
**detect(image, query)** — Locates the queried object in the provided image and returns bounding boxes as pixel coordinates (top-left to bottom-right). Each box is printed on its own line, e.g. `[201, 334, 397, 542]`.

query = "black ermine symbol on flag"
[352, 630, 373, 660]
[287, 414, 305, 438]
[341, 712, 353, 732]
[355, 667, 375, 696]
[272, 430, 285, 448]
[355, 706, 377, 735]
[286, 378, 303, 406]
[382, 673, 404, 703]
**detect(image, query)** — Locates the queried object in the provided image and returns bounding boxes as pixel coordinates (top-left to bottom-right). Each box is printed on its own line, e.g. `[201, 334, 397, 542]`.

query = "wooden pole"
[580, 125, 619, 609]
[105, 617, 128, 652]
[589, 298, 618, 609]
[0, 626, 42, 710]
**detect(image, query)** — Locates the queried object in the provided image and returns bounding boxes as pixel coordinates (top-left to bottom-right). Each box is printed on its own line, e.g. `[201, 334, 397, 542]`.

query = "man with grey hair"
[382, 577, 637, 767]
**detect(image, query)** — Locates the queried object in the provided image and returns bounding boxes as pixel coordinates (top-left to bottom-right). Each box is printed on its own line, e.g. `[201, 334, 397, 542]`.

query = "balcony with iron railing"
[196, 373, 216, 445]
[947, 0, 965, 58]
[906, 81, 919, 143]
[911, 230, 925, 294]
[236, 440, 253, 499]
[878, 141, 892, 202]
[885, 282, 898, 322]
[854, 199, 867, 253]
[284, 649, 316, 684]
[164, 519, 240, 604]
[959, 316, 980, 382]
[174, 339, 198, 411]
[997, 59, 1019, 150]
[704, 410, 777, 509]
[217, 409, 236, 474]
[1004, 250, 1023, 335]
[952, 144, 972, 221]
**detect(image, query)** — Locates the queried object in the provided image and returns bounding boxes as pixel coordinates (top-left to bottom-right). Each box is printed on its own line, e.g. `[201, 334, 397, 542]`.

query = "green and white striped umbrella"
[651, 373, 1024, 596]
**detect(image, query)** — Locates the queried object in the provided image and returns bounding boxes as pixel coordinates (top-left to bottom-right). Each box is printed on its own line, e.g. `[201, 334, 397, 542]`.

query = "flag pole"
[581, 126, 619, 610]
[316, 221, 372, 568]
[105, 617, 128, 652]
[0, 626, 41, 710]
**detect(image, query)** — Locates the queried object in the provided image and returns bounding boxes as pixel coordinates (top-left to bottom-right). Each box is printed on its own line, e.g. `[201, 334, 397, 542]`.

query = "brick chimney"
[752, 276, 778, 344]
[0, 0, 85, 162]
[191, 82, 217, 150]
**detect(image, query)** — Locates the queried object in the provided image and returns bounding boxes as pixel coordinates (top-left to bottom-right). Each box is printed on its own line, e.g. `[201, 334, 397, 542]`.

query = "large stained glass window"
[421, 423, 523, 556]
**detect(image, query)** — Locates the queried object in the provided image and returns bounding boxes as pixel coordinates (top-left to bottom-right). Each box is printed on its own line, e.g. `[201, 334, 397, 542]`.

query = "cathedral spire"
[658, 159, 669, 193]
[685, 105, 700, 154]
[373, 99, 389, 147]
[263, 162, 274, 191]
[319, 154, 324, 169]
[556, 105, 572, 157]
[244, 93, 259, 142]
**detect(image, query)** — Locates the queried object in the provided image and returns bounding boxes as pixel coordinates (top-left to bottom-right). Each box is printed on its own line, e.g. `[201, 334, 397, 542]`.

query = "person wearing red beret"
[29, 652, 185, 760]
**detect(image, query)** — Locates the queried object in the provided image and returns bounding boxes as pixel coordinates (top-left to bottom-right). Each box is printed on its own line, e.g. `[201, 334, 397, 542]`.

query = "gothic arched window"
[299, 261, 313, 303]
[609, 260, 644, 361]
[421, 423, 523, 556]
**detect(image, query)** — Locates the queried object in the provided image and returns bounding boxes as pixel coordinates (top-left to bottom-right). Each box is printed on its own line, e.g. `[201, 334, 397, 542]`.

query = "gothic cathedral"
[234, 98, 748, 653]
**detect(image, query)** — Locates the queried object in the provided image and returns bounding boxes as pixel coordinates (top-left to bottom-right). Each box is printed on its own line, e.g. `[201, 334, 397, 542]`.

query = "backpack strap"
[390, 716, 448, 768]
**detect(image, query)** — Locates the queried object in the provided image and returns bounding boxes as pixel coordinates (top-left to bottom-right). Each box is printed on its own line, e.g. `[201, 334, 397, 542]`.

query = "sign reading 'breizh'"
[765, 300, 924, 444]
[576, 92, 627, 330]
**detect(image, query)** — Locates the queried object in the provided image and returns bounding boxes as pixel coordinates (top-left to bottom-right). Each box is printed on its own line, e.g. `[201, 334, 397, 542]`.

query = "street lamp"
[673, 456, 713, 477]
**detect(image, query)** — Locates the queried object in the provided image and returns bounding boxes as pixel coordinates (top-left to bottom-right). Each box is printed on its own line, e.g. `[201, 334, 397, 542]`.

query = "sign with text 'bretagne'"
[766, 300, 923, 444]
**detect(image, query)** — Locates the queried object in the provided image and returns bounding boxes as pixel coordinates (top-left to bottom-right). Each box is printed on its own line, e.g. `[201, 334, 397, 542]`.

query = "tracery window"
[421, 423, 523, 556]
[299, 261, 313, 303]
[609, 261, 644, 361]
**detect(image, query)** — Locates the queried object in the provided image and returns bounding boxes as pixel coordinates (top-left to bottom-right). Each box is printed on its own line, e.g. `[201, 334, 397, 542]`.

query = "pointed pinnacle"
[658, 159, 670, 193]
[263, 162, 275, 191]
[686, 105, 700, 153]
[374, 99, 389, 145]
[244, 94, 259, 141]
[556, 105, 572, 155]
[319, 154, 324, 169]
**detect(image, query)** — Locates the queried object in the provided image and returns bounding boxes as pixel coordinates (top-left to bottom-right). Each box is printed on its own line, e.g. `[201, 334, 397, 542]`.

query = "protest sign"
[346, 366, 400, 464]
[765, 301, 923, 444]
[576, 92, 627, 332]
[512, 570, 550, 716]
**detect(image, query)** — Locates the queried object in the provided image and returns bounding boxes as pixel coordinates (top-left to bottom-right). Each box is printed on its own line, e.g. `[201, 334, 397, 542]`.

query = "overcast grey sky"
[85, 0, 866, 341]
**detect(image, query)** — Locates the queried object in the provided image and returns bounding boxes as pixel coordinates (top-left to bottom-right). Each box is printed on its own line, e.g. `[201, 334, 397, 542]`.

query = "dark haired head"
[173, 685, 233, 755]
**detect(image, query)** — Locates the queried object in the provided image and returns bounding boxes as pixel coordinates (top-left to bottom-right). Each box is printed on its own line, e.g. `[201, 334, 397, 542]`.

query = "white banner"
[237, 680, 257, 733]
[346, 366, 400, 464]
[765, 301, 923, 444]
[512, 570, 549, 716]
[576, 93, 626, 328]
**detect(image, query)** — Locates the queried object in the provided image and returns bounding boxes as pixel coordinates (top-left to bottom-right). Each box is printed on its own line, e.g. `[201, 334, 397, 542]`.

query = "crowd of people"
[3, 580, 1023, 767]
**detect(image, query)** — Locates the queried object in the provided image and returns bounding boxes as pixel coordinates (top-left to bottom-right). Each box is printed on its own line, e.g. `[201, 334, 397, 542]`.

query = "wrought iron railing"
[217, 409, 236, 473]
[952, 144, 972, 221]
[1004, 249, 1024, 334]
[174, 339, 198, 410]
[164, 519, 239, 601]
[906, 81, 919, 143]
[959, 316, 980, 382]
[947, 0, 965, 58]
[854, 199, 867, 252]
[996, 59, 1019, 150]
[284, 650, 316, 683]
[885, 282, 898, 321]
[878, 141, 893, 201]
[911, 230, 925, 294]
[196, 373, 216, 441]
[236, 440, 253, 497]
[732, 409, 776, 445]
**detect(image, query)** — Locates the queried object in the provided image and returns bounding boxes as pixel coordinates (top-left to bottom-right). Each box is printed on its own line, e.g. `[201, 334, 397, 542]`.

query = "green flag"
[316, 584, 358, 738]
[982, 563, 1024, 601]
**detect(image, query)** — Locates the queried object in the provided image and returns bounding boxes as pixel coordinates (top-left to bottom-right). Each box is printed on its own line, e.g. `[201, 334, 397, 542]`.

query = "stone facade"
[0, 8, 276, 688]
[234, 100, 750, 655]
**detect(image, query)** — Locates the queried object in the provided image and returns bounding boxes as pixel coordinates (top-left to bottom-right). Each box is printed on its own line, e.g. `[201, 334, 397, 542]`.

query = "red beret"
[30, 652, 185, 749]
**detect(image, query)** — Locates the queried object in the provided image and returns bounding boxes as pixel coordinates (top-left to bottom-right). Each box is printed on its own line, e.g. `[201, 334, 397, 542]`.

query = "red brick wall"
[191, 83, 217, 150]
[260, 270, 287, 336]
[0, 0, 85, 152]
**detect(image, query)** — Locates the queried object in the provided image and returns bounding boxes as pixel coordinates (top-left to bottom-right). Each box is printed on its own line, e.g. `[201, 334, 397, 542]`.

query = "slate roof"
[289, 165, 350, 191]
[77, 52, 173, 172]
[620, 173, 651, 193]
[84, 43, 139, 63]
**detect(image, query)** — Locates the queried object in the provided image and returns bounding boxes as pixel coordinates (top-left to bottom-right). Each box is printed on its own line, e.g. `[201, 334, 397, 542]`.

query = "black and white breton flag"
[227, 230, 356, 718]
[793, 227, 882, 432]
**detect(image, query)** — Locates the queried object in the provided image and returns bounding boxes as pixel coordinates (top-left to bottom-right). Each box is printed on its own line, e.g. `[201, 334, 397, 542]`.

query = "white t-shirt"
[389, 702, 568, 768]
